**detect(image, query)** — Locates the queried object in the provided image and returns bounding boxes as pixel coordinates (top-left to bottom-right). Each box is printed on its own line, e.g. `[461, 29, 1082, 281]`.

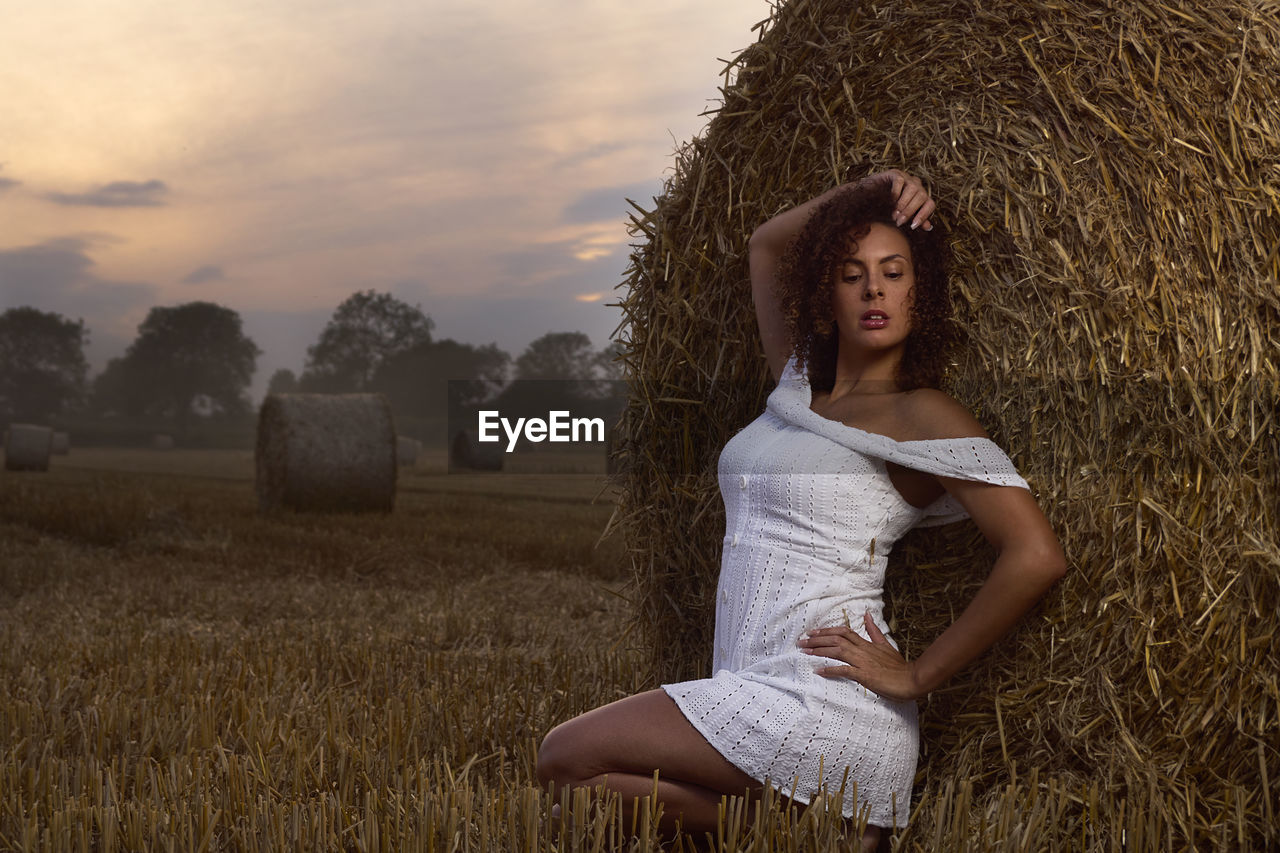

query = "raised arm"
[748, 169, 937, 382]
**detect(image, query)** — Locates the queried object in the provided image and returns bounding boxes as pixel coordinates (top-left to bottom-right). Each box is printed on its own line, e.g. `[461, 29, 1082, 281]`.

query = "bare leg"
[537, 689, 763, 836]
[539, 689, 888, 849]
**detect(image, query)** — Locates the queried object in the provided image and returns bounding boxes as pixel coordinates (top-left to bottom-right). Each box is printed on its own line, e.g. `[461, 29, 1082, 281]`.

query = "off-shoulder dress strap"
[770, 353, 1030, 526]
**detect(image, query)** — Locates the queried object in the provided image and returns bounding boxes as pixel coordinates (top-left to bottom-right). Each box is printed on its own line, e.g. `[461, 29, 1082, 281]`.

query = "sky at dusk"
[1, 0, 773, 398]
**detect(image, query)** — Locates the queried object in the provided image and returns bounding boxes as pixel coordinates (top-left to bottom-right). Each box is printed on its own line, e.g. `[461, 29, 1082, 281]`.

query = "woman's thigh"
[538, 689, 762, 796]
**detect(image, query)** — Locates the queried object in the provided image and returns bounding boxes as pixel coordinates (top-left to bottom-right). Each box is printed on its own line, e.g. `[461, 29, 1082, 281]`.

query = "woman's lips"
[861, 310, 889, 329]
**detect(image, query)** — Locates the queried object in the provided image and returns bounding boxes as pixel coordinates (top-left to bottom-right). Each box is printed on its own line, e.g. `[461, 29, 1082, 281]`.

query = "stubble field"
[0, 450, 869, 852]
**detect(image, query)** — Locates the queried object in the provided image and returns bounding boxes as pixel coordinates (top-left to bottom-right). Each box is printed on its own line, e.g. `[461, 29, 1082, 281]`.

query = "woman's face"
[830, 222, 916, 357]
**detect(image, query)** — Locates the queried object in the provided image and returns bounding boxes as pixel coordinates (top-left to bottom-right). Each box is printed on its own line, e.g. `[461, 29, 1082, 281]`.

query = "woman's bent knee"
[536, 701, 638, 789]
[536, 720, 584, 788]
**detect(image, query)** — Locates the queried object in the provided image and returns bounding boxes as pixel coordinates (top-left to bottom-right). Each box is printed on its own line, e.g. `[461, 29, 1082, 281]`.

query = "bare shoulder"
[897, 388, 990, 441]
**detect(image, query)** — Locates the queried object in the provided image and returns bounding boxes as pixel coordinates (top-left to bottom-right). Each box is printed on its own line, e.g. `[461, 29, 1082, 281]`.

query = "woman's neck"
[827, 346, 903, 401]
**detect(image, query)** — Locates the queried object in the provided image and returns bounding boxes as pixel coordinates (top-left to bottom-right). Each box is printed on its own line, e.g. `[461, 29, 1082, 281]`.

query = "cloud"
[552, 141, 632, 171]
[46, 179, 170, 208]
[490, 236, 632, 292]
[0, 0, 761, 388]
[182, 264, 225, 284]
[0, 236, 158, 313]
[0, 177, 18, 194]
[1, 237, 97, 296]
[562, 181, 663, 225]
[0, 236, 159, 367]
[391, 243, 629, 365]
[410, 286, 623, 367]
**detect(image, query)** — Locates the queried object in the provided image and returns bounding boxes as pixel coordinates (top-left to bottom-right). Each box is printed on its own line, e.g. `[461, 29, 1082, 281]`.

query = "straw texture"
[613, 0, 1279, 848]
[255, 393, 397, 512]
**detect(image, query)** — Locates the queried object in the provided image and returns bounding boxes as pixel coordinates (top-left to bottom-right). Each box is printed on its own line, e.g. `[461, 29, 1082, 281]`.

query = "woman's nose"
[863, 277, 883, 298]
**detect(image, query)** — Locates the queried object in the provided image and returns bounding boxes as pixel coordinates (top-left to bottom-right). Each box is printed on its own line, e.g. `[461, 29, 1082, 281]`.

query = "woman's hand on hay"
[799, 612, 921, 701]
[861, 169, 935, 231]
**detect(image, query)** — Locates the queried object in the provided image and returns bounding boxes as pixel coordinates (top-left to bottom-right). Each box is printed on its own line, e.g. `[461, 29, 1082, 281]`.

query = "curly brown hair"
[774, 179, 954, 392]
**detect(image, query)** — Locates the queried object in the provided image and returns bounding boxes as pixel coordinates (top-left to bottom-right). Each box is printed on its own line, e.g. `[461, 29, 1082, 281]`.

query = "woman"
[536, 170, 1067, 850]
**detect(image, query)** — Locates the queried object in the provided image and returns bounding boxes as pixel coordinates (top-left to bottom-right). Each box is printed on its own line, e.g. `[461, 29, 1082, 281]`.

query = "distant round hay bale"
[151, 434, 174, 450]
[256, 393, 397, 512]
[396, 435, 421, 467]
[616, 0, 1279, 846]
[51, 431, 70, 455]
[449, 429, 504, 471]
[4, 424, 53, 472]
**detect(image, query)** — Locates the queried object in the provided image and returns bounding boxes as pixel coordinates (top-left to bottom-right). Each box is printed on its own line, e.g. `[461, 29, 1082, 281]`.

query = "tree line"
[0, 291, 622, 435]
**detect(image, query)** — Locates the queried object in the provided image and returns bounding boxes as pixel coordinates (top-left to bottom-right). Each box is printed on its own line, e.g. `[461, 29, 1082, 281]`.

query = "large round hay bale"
[396, 435, 421, 467]
[256, 393, 397, 512]
[604, 420, 628, 477]
[151, 434, 174, 450]
[51, 431, 70, 455]
[617, 1, 1279, 848]
[449, 429, 504, 471]
[3, 424, 53, 472]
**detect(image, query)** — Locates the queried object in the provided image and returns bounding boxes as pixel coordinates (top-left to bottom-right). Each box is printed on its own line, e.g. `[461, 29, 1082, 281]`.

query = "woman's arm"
[798, 393, 1066, 700]
[749, 169, 937, 382]
[799, 477, 1067, 702]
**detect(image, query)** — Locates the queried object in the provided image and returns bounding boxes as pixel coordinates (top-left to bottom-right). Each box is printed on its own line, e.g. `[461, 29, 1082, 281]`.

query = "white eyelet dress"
[661, 354, 1030, 828]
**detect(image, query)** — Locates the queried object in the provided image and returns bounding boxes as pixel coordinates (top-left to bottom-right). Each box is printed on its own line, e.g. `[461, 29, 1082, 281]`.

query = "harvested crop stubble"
[3, 424, 53, 472]
[256, 393, 397, 512]
[613, 0, 1279, 849]
[0, 469, 640, 851]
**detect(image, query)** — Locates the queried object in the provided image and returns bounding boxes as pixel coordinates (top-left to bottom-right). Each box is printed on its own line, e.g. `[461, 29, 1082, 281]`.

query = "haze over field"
[0, 0, 771, 398]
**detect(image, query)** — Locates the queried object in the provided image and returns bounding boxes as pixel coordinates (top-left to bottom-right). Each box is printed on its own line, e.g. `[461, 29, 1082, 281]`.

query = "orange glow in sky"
[0, 0, 771, 395]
